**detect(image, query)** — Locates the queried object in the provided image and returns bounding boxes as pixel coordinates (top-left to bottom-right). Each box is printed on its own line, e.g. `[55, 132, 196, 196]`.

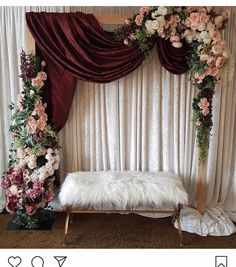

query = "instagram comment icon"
[31, 256, 44, 267]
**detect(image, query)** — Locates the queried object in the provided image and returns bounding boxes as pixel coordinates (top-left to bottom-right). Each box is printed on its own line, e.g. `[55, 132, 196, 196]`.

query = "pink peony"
[215, 56, 225, 68]
[135, 14, 144, 26]
[221, 10, 230, 20]
[204, 67, 212, 77]
[25, 204, 37, 215]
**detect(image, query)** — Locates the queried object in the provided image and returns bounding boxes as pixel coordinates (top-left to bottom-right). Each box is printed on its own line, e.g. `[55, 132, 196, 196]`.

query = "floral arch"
[1, 6, 230, 228]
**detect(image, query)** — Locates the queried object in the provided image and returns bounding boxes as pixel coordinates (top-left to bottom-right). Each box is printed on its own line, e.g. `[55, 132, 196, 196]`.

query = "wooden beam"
[196, 161, 206, 214]
[95, 14, 128, 25]
[26, 25, 35, 54]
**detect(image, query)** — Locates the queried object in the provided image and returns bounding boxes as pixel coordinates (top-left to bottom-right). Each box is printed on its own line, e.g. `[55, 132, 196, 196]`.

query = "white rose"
[19, 159, 26, 166]
[47, 148, 53, 154]
[206, 22, 215, 32]
[45, 153, 54, 163]
[30, 170, 38, 182]
[9, 185, 18, 195]
[145, 20, 155, 35]
[17, 148, 25, 159]
[28, 160, 37, 169]
[38, 166, 48, 180]
[222, 50, 229, 59]
[24, 147, 32, 156]
[157, 6, 168, 16]
[172, 42, 183, 48]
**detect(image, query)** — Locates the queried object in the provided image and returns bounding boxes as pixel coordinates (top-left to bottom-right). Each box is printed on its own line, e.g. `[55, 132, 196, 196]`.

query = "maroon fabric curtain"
[26, 12, 189, 131]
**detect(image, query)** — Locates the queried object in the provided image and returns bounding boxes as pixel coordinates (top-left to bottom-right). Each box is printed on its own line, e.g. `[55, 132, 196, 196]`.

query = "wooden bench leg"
[176, 204, 183, 247]
[63, 210, 71, 247]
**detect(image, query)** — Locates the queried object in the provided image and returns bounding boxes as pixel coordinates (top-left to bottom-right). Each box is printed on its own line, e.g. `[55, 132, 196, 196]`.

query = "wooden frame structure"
[63, 204, 184, 247]
[26, 13, 206, 215]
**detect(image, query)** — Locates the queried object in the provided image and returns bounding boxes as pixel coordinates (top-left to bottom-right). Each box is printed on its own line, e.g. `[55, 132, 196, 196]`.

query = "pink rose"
[25, 204, 37, 215]
[135, 14, 144, 26]
[35, 102, 45, 117]
[37, 71, 47, 81]
[212, 42, 223, 55]
[221, 10, 230, 20]
[139, 7, 150, 15]
[170, 35, 180, 43]
[27, 116, 38, 134]
[202, 108, 209, 116]
[44, 186, 55, 202]
[210, 67, 219, 76]
[204, 67, 212, 76]
[210, 31, 221, 44]
[16, 94, 24, 112]
[40, 113, 48, 122]
[207, 56, 216, 67]
[199, 13, 209, 24]
[189, 12, 200, 24]
[214, 15, 224, 29]
[215, 56, 225, 68]
[31, 77, 44, 89]
[37, 119, 46, 131]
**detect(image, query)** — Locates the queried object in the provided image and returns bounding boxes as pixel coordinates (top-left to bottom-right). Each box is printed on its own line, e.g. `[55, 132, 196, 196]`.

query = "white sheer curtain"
[0, 6, 69, 212]
[58, 7, 236, 235]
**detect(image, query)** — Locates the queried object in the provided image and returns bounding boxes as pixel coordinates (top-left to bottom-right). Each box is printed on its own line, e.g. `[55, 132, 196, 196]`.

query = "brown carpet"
[0, 212, 236, 248]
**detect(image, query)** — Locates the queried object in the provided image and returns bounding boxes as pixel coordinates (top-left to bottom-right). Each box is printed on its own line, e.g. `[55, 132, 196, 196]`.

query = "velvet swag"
[26, 12, 189, 131]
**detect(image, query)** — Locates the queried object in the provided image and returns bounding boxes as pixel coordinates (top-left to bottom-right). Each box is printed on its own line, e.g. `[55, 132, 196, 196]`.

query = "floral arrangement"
[1, 51, 59, 229]
[116, 6, 229, 163]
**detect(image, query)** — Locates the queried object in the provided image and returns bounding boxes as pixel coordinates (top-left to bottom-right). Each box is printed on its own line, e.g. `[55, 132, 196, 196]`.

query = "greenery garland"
[115, 6, 229, 164]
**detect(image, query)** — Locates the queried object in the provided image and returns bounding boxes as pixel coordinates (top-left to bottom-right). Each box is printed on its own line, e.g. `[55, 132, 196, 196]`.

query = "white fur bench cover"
[59, 171, 188, 210]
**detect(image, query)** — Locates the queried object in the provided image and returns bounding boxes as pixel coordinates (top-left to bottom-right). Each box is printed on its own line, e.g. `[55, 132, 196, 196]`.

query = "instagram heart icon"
[8, 256, 22, 267]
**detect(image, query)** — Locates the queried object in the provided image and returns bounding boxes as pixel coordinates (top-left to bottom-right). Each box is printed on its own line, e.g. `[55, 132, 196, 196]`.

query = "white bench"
[59, 171, 188, 246]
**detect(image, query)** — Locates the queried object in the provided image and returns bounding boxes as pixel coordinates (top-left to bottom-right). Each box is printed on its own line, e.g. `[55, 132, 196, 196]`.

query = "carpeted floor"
[0, 212, 235, 248]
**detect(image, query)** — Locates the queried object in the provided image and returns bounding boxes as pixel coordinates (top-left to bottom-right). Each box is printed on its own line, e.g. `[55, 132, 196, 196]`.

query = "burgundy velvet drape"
[26, 12, 189, 131]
